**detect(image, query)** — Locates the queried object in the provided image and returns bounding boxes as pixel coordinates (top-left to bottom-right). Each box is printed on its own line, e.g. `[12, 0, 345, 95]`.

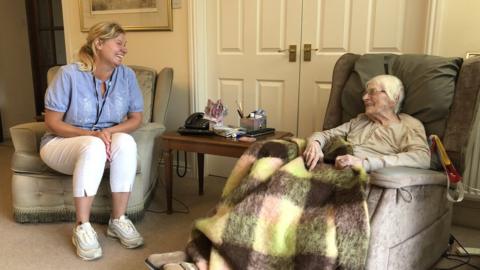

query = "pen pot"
[240, 117, 266, 131]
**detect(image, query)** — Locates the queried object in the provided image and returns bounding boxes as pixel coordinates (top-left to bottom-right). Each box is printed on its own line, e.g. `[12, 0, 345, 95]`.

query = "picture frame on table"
[79, 0, 173, 31]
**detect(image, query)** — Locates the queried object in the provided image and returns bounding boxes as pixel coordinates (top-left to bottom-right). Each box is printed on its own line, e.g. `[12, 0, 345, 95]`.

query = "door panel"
[218, 79, 244, 127]
[258, 0, 287, 51]
[298, 0, 355, 138]
[218, 0, 243, 53]
[297, 0, 429, 138]
[204, 0, 429, 177]
[209, 0, 302, 132]
[206, 0, 302, 177]
[318, 0, 351, 52]
[257, 80, 286, 129]
[370, 0, 407, 52]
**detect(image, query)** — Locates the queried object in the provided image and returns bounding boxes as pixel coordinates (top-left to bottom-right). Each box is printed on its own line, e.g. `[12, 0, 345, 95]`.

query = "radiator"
[463, 108, 480, 199]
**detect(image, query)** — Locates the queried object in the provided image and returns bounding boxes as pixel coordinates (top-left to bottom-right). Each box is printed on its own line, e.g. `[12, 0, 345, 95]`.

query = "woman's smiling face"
[96, 34, 128, 67]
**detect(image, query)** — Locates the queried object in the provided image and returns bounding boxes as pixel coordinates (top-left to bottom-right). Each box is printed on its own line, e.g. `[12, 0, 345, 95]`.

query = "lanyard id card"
[91, 69, 115, 131]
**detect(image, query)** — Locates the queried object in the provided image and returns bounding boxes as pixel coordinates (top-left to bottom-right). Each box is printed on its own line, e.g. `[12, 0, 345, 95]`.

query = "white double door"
[201, 0, 431, 177]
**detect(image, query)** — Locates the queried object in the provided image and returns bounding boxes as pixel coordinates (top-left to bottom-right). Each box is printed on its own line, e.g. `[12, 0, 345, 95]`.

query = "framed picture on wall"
[79, 0, 173, 31]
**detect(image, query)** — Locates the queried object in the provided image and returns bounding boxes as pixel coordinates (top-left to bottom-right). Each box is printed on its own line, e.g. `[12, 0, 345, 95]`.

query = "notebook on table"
[244, 128, 275, 137]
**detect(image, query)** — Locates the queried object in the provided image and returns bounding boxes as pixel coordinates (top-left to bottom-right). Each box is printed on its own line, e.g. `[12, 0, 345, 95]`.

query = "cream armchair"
[325, 54, 480, 269]
[10, 66, 173, 223]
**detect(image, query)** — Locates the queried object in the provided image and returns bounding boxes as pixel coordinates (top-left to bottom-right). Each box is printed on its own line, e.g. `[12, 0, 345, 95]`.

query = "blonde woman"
[40, 22, 144, 260]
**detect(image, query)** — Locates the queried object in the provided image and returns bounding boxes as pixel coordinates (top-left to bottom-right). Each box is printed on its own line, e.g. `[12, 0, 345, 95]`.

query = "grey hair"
[366, 74, 405, 114]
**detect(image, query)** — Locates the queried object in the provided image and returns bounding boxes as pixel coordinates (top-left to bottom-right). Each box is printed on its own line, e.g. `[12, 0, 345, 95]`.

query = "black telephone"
[177, 112, 213, 135]
[184, 112, 210, 130]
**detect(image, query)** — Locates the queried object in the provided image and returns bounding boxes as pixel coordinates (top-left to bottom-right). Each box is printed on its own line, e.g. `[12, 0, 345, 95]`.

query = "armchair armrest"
[10, 122, 46, 153]
[130, 122, 165, 180]
[10, 122, 52, 174]
[369, 167, 447, 189]
[131, 122, 166, 161]
[131, 122, 166, 144]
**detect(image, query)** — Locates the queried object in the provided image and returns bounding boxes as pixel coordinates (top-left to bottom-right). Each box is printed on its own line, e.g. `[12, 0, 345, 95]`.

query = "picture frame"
[79, 0, 173, 31]
[465, 52, 480, 59]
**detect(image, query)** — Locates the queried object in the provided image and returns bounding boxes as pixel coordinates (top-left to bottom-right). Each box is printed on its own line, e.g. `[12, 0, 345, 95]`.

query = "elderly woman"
[145, 74, 431, 270]
[304, 74, 431, 172]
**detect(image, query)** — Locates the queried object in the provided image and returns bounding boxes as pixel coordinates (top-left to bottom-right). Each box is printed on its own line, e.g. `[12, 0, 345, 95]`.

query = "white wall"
[0, 1, 36, 139]
[433, 0, 480, 57]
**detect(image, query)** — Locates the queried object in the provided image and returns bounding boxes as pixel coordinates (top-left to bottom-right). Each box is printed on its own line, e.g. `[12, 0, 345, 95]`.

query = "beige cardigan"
[308, 113, 431, 172]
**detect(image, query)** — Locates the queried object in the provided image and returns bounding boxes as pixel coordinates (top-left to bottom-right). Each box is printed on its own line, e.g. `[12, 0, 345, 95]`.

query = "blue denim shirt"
[41, 63, 144, 147]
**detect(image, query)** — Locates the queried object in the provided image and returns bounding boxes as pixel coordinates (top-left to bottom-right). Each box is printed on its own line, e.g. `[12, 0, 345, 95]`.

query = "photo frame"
[79, 0, 172, 31]
[465, 52, 480, 59]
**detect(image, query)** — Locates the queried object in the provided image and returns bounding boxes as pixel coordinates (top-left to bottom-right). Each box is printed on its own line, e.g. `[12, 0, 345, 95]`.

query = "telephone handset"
[184, 112, 210, 130]
[178, 112, 213, 135]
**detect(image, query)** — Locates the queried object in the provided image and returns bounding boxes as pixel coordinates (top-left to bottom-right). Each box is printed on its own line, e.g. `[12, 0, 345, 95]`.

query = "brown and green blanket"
[186, 138, 370, 270]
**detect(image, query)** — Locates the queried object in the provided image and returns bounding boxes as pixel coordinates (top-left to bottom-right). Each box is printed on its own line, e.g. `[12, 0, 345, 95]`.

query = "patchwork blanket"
[186, 138, 370, 270]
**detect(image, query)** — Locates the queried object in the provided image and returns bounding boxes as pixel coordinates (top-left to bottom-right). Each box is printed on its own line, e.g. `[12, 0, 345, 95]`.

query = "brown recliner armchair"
[10, 66, 173, 223]
[324, 53, 480, 269]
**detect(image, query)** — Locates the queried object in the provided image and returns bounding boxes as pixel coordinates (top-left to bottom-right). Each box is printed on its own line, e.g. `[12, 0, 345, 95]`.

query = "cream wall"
[0, 1, 36, 139]
[433, 0, 480, 57]
[61, 0, 190, 132]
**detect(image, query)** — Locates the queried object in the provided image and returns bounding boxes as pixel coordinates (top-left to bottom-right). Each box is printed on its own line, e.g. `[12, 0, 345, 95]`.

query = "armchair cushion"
[10, 122, 45, 153]
[393, 55, 462, 138]
[370, 167, 446, 189]
[10, 122, 55, 174]
[130, 65, 157, 124]
[10, 122, 148, 175]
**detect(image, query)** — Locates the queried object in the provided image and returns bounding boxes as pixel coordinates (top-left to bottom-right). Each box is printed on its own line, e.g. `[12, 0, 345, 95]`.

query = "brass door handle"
[304, 44, 318, 61]
[278, 45, 297, 62]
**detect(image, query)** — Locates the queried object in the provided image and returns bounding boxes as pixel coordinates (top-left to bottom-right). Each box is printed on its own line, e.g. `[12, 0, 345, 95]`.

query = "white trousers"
[40, 133, 137, 197]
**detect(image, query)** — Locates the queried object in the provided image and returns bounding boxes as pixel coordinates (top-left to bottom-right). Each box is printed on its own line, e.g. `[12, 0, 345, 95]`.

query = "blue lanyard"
[92, 69, 115, 130]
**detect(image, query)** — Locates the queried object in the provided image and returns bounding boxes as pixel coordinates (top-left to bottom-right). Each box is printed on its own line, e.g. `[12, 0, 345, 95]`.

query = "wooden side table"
[161, 131, 293, 214]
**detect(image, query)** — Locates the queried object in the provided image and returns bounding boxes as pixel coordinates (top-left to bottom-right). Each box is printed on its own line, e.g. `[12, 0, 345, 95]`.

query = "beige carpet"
[0, 141, 479, 270]
[0, 141, 225, 270]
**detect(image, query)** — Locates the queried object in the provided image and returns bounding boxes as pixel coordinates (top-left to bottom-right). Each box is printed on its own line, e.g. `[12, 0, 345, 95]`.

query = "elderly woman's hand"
[304, 140, 324, 171]
[335, 155, 363, 170]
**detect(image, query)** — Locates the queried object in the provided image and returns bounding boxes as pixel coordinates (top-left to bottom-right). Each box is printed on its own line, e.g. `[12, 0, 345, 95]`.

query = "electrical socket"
[456, 247, 480, 256]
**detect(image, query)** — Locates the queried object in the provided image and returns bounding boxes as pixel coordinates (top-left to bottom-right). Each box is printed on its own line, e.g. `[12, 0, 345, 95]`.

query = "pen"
[235, 100, 244, 118]
[237, 109, 244, 118]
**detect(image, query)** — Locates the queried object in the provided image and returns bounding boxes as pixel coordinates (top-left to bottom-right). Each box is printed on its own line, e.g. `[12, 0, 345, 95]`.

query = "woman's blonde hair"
[77, 22, 125, 72]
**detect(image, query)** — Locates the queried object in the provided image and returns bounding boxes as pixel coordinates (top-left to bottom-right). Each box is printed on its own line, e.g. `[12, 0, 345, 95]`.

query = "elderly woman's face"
[362, 82, 396, 116]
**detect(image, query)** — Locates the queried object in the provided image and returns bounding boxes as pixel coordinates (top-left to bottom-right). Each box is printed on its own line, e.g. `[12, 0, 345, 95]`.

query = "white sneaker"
[72, 222, 102, 260]
[107, 215, 144, 248]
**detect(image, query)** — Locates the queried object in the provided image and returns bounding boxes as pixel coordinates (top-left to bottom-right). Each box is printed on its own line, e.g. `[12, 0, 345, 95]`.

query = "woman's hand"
[304, 140, 324, 171]
[92, 129, 112, 161]
[335, 154, 363, 170]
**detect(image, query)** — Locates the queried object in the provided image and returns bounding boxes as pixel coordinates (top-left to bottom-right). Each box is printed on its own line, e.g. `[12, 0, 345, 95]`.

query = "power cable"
[434, 234, 480, 270]
[176, 150, 187, 177]
[145, 157, 190, 214]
